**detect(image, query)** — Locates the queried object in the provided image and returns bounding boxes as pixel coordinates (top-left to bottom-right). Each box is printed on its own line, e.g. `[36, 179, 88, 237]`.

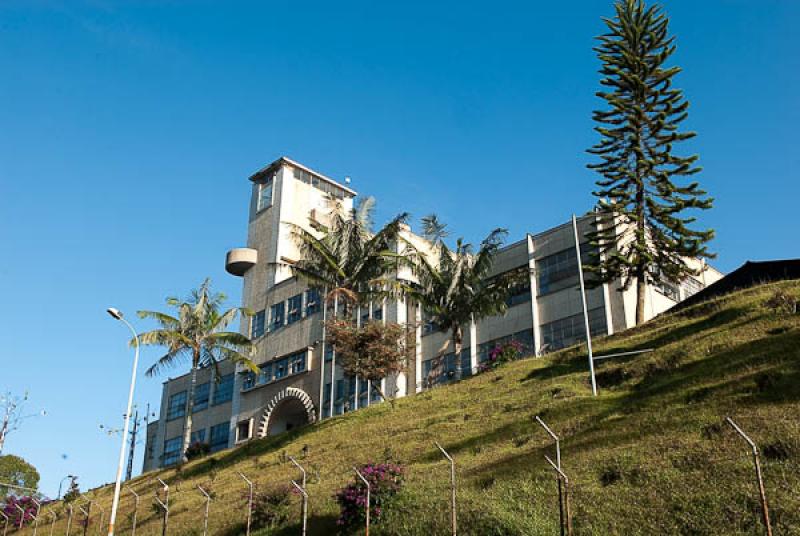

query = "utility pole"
[125, 410, 138, 482]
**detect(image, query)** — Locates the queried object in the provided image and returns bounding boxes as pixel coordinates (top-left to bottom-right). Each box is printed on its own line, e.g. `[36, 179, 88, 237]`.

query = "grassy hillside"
[30, 281, 800, 535]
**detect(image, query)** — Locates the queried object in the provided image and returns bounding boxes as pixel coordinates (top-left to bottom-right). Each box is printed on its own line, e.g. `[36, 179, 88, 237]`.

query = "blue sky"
[1, 0, 798, 497]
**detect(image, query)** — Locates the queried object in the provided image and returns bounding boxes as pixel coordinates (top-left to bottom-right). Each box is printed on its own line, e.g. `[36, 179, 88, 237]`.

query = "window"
[166, 391, 187, 421]
[682, 277, 703, 299]
[506, 276, 532, 307]
[257, 179, 273, 211]
[289, 351, 307, 374]
[324, 343, 334, 362]
[372, 304, 383, 321]
[657, 280, 680, 301]
[323, 383, 332, 418]
[209, 423, 229, 453]
[306, 288, 321, 316]
[242, 371, 256, 390]
[213, 374, 234, 405]
[287, 294, 303, 324]
[259, 362, 273, 384]
[270, 302, 285, 331]
[540, 309, 606, 352]
[236, 420, 252, 442]
[190, 429, 206, 444]
[422, 309, 440, 335]
[193, 383, 210, 412]
[274, 357, 288, 380]
[163, 437, 182, 467]
[251, 310, 266, 339]
[536, 244, 595, 296]
[294, 167, 347, 199]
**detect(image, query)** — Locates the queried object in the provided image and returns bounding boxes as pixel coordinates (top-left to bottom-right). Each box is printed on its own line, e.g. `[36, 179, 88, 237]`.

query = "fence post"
[93, 504, 104, 536]
[545, 456, 572, 536]
[66, 504, 73, 536]
[29, 497, 41, 536]
[0, 509, 8, 536]
[124, 487, 139, 536]
[535, 416, 564, 536]
[726, 418, 772, 536]
[238, 473, 254, 536]
[13, 504, 25, 530]
[289, 457, 308, 528]
[353, 467, 370, 536]
[197, 486, 211, 536]
[155, 479, 169, 536]
[435, 442, 457, 536]
[47, 511, 57, 536]
[290, 480, 308, 536]
[78, 501, 91, 536]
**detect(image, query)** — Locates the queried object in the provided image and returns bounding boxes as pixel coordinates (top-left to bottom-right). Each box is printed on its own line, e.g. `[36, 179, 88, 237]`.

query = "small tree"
[325, 320, 408, 406]
[0, 455, 39, 496]
[62, 477, 80, 503]
[0, 392, 45, 455]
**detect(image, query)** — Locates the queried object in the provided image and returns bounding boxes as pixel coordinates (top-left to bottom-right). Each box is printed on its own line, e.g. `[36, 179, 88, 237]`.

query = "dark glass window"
[270, 302, 285, 331]
[274, 358, 288, 380]
[287, 294, 303, 324]
[257, 179, 273, 211]
[251, 310, 266, 339]
[162, 437, 182, 466]
[540, 308, 607, 352]
[213, 374, 234, 405]
[289, 351, 306, 374]
[209, 423, 229, 452]
[190, 429, 206, 444]
[536, 244, 594, 296]
[305, 288, 321, 316]
[166, 391, 187, 420]
[193, 383, 210, 412]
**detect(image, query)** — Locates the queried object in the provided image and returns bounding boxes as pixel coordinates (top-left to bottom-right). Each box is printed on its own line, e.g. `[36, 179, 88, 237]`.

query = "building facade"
[143, 157, 722, 472]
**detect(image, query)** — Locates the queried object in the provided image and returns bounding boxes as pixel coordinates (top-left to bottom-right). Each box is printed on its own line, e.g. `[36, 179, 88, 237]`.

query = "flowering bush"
[479, 340, 523, 373]
[185, 441, 211, 461]
[335, 462, 405, 530]
[250, 484, 294, 531]
[2, 495, 39, 527]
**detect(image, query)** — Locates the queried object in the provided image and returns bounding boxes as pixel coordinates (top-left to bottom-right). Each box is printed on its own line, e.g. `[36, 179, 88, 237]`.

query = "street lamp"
[57, 475, 76, 500]
[105, 307, 140, 536]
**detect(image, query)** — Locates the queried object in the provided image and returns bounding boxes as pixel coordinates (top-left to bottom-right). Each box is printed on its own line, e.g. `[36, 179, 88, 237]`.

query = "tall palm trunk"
[181, 351, 200, 462]
[452, 325, 463, 379]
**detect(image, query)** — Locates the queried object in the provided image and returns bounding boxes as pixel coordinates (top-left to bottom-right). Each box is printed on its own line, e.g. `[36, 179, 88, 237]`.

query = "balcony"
[225, 248, 257, 276]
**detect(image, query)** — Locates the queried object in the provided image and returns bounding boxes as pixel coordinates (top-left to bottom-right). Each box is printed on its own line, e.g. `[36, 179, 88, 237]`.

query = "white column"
[527, 234, 543, 356]
[415, 303, 423, 393]
[469, 315, 478, 374]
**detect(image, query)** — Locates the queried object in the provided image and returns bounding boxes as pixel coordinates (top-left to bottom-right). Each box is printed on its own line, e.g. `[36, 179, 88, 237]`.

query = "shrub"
[250, 484, 293, 531]
[479, 341, 523, 373]
[2, 495, 39, 527]
[764, 290, 798, 314]
[185, 441, 211, 461]
[334, 462, 405, 530]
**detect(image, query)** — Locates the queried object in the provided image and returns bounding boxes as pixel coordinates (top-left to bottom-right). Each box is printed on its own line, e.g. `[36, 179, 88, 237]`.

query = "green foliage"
[412, 215, 517, 365]
[0, 454, 39, 496]
[62, 476, 80, 503]
[250, 484, 293, 531]
[587, 0, 714, 323]
[137, 278, 257, 462]
[185, 441, 211, 461]
[282, 196, 410, 309]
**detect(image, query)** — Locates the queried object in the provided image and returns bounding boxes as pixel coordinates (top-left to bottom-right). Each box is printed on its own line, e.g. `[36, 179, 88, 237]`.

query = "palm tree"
[283, 196, 410, 311]
[138, 279, 256, 462]
[412, 215, 517, 382]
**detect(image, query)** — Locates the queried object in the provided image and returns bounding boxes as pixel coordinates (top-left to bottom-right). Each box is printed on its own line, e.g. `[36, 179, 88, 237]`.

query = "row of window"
[162, 422, 229, 466]
[536, 243, 595, 296]
[242, 350, 308, 390]
[251, 289, 321, 339]
[293, 167, 349, 200]
[540, 307, 607, 352]
[165, 374, 234, 421]
[321, 377, 381, 418]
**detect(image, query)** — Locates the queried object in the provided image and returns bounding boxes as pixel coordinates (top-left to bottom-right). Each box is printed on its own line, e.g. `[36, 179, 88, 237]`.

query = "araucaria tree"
[587, 0, 714, 324]
[138, 279, 256, 462]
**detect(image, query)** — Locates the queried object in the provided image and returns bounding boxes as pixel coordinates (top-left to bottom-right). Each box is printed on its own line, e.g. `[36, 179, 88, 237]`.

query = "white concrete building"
[143, 157, 722, 472]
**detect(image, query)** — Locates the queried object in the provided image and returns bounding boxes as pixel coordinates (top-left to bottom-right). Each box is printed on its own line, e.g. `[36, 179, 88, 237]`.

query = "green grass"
[32, 281, 800, 535]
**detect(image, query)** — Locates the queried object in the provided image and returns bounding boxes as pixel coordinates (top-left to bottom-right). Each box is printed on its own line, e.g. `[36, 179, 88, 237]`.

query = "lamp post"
[57, 475, 76, 500]
[105, 308, 140, 536]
